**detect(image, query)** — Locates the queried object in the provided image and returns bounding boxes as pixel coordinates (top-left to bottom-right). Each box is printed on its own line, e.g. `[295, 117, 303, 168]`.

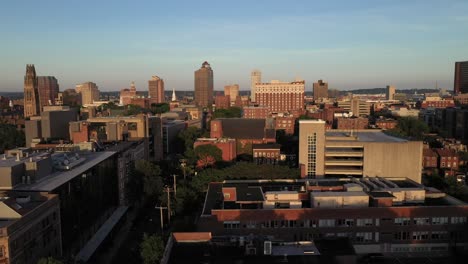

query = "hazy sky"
[1, 0, 468, 92]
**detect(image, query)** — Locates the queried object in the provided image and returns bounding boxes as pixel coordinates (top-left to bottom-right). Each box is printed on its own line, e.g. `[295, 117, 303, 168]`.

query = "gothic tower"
[24, 64, 40, 118]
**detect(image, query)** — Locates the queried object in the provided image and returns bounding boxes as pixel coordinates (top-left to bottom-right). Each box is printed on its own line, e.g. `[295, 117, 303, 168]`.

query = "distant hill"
[343, 88, 440, 95]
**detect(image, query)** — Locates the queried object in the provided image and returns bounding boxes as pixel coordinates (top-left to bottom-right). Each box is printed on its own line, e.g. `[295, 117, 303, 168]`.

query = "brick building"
[254, 80, 305, 113]
[435, 149, 459, 170]
[119, 82, 137, 106]
[335, 117, 369, 130]
[194, 138, 237, 161]
[375, 118, 398, 130]
[197, 178, 468, 256]
[274, 116, 295, 135]
[243, 105, 269, 119]
[214, 95, 230, 110]
[210, 119, 276, 155]
[252, 143, 281, 164]
[423, 148, 438, 169]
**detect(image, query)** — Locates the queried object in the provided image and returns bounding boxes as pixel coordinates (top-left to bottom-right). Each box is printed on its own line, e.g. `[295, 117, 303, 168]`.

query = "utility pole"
[173, 174, 177, 196]
[155, 205, 167, 234]
[164, 186, 174, 223]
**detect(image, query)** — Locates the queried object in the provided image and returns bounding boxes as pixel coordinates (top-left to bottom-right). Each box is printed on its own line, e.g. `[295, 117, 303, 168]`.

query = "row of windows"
[223, 217, 466, 230]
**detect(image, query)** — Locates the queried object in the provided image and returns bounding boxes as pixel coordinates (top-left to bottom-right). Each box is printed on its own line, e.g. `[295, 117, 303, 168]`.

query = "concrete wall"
[299, 120, 326, 178]
[362, 141, 423, 183]
[25, 119, 42, 147]
[41, 109, 78, 140]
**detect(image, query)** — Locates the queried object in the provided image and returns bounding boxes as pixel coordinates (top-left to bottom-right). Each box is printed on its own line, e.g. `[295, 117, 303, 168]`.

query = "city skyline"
[1, 0, 468, 92]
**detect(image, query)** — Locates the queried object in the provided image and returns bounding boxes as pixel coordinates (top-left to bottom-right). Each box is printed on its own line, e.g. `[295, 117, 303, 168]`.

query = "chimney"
[15, 155, 20, 162]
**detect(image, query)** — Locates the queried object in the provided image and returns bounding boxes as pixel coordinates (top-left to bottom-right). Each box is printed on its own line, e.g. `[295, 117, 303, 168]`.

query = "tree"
[37, 257, 63, 264]
[194, 144, 222, 169]
[0, 124, 25, 154]
[388, 117, 429, 139]
[177, 127, 203, 162]
[140, 233, 165, 264]
[151, 103, 170, 114]
[135, 160, 163, 200]
[213, 107, 242, 119]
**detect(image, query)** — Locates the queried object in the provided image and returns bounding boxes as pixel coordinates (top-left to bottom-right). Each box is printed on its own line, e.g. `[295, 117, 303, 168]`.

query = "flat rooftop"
[326, 130, 407, 142]
[14, 151, 115, 192]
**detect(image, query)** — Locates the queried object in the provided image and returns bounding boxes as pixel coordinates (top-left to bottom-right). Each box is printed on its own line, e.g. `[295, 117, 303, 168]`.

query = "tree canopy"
[194, 144, 222, 169]
[140, 233, 165, 264]
[0, 124, 25, 154]
[387, 117, 429, 140]
[134, 160, 163, 200]
[37, 257, 63, 264]
[213, 107, 242, 119]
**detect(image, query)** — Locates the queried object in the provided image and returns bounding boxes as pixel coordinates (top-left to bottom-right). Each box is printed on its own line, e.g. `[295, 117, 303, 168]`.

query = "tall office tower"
[250, 70, 261, 102]
[194, 61, 214, 108]
[255, 79, 305, 113]
[386, 85, 396, 100]
[454, 61, 468, 94]
[24, 64, 40, 118]
[76, 82, 100, 105]
[313, 79, 328, 101]
[148, 75, 165, 104]
[224, 84, 239, 103]
[38, 76, 59, 109]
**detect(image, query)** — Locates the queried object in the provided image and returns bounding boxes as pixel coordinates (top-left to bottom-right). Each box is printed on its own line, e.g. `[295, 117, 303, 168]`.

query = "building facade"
[24, 64, 41, 118]
[148, 76, 165, 104]
[194, 61, 214, 108]
[243, 105, 269, 119]
[454, 61, 468, 94]
[386, 85, 396, 100]
[337, 99, 371, 117]
[37, 76, 59, 110]
[298, 120, 423, 182]
[194, 138, 237, 161]
[255, 80, 305, 113]
[313, 80, 328, 102]
[224, 84, 239, 103]
[214, 95, 230, 110]
[198, 178, 468, 256]
[120, 82, 137, 106]
[76, 82, 100, 105]
[0, 192, 62, 264]
[250, 70, 261, 102]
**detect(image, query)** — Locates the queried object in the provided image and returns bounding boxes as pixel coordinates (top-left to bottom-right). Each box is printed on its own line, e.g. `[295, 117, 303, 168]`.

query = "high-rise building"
[148, 75, 165, 104]
[76, 82, 100, 105]
[194, 61, 214, 108]
[454, 61, 468, 94]
[37, 76, 59, 110]
[24, 64, 40, 118]
[386, 85, 396, 100]
[313, 79, 328, 101]
[250, 70, 261, 102]
[224, 84, 239, 103]
[255, 79, 305, 113]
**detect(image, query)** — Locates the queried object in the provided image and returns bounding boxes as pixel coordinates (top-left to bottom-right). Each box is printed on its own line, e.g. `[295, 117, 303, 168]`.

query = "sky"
[1, 0, 468, 92]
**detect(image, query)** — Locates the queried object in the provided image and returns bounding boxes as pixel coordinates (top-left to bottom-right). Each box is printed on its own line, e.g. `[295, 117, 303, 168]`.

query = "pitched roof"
[423, 148, 437, 157]
[435, 148, 458, 157]
[219, 118, 266, 139]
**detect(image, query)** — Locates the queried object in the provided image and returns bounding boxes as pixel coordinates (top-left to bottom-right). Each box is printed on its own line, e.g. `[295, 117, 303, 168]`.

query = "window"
[356, 218, 373, 226]
[432, 217, 448, 225]
[337, 219, 354, 227]
[356, 232, 373, 242]
[394, 231, 410, 240]
[412, 231, 429, 240]
[451, 216, 467, 224]
[394, 217, 411, 225]
[413, 217, 429, 225]
[318, 219, 335, 227]
[223, 221, 240, 229]
[431, 231, 448, 240]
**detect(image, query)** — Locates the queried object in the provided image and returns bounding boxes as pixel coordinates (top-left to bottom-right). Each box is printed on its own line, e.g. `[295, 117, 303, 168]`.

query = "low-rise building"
[252, 144, 281, 164]
[423, 148, 438, 169]
[0, 192, 61, 264]
[194, 138, 237, 161]
[335, 117, 369, 130]
[243, 105, 269, 119]
[198, 178, 468, 256]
